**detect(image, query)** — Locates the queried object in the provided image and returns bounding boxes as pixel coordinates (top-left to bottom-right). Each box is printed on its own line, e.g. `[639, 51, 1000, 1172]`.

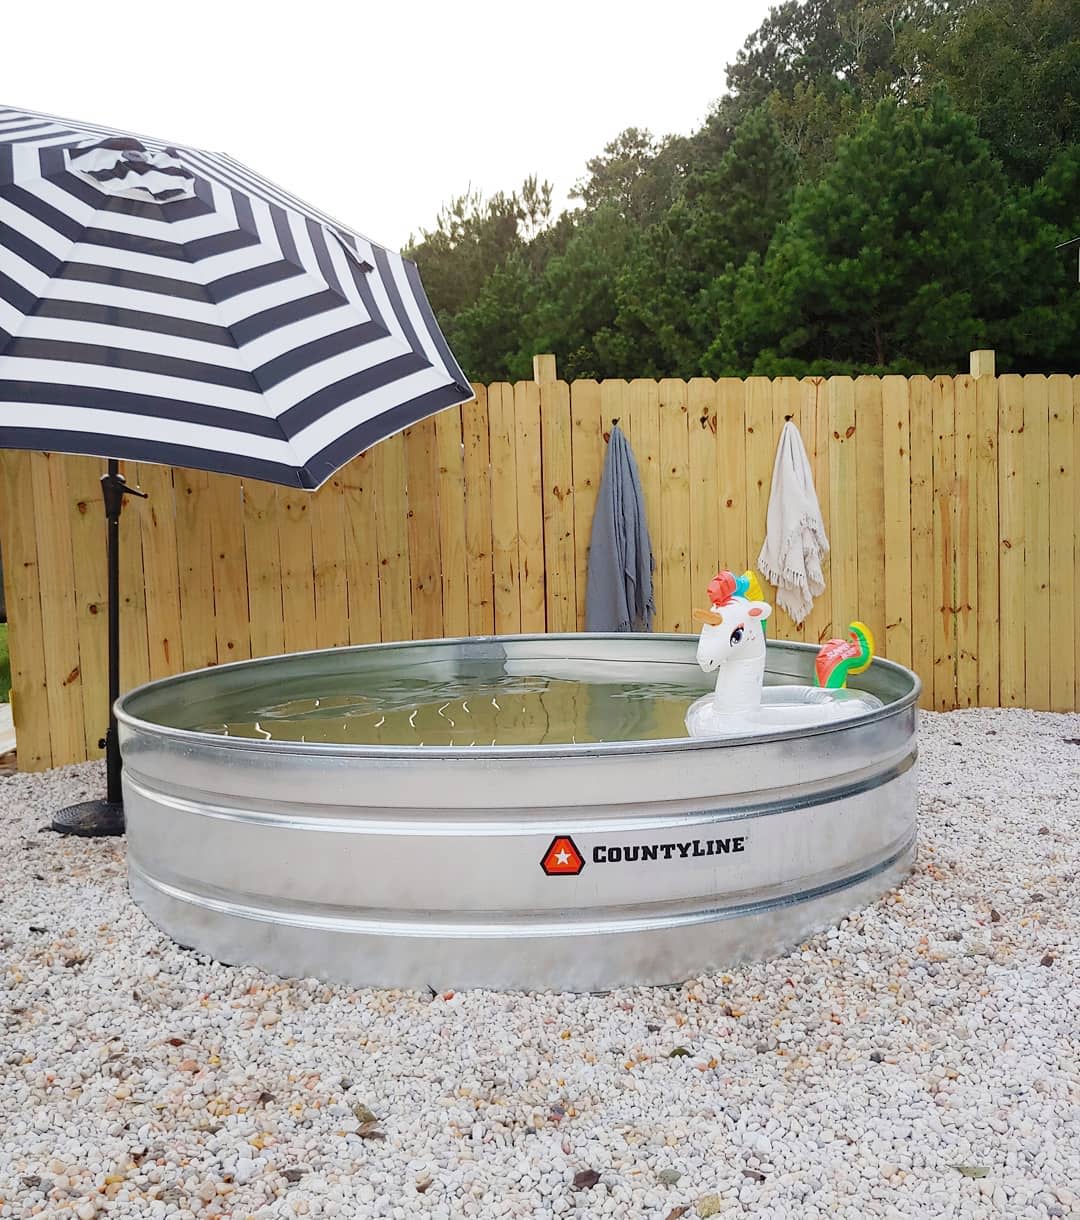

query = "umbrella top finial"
[67, 136, 198, 204]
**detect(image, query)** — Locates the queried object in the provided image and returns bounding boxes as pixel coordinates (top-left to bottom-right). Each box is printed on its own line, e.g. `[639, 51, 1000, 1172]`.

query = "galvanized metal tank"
[116, 635, 919, 992]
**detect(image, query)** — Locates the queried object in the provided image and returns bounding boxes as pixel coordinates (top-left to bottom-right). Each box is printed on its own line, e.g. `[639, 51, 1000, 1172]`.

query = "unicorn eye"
[729, 626, 744, 646]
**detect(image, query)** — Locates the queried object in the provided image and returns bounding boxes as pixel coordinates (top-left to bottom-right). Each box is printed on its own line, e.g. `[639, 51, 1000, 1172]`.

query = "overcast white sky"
[4, 0, 775, 250]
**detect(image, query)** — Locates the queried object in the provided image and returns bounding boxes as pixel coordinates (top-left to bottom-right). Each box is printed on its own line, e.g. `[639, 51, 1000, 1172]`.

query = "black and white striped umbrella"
[0, 104, 472, 488]
[0, 103, 474, 834]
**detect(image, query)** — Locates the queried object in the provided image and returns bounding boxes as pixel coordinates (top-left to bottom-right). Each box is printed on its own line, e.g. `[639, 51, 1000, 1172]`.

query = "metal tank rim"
[114, 632, 922, 758]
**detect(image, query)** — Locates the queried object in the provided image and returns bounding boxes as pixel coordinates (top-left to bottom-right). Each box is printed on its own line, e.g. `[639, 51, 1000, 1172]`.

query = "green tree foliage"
[570, 128, 687, 227]
[766, 82, 863, 181]
[707, 92, 1010, 375]
[413, 0, 1079, 380]
[685, 108, 798, 260]
[405, 177, 553, 318]
[990, 146, 1080, 369]
[908, 0, 1080, 184]
[614, 109, 798, 376]
[448, 253, 538, 382]
[527, 208, 641, 381]
[725, 0, 951, 116]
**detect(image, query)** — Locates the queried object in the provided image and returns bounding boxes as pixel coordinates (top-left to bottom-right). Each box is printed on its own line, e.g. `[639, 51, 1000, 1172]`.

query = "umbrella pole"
[103, 459, 124, 805]
[51, 459, 145, 837]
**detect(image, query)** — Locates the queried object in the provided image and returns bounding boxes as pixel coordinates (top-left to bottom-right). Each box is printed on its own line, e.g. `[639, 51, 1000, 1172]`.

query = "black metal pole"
[51, 459, 145, 837]
[103, 458, 123, 805]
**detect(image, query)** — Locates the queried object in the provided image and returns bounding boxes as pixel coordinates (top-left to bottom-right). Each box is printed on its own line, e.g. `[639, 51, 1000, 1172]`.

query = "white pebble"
[0, 709, 1077, 1220]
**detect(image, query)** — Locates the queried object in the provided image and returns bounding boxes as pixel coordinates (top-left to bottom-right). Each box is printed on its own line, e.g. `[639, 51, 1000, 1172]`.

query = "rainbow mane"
[742, 571, 765, 602]
[707, 571, 738, 606]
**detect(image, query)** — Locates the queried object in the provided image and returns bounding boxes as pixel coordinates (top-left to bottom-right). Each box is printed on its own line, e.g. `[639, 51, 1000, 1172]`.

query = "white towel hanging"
[756, 421, 829, 625]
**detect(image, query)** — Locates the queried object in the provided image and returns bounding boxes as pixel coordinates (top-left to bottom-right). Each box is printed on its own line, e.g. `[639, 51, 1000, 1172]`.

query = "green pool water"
[194, 667, 712, 747]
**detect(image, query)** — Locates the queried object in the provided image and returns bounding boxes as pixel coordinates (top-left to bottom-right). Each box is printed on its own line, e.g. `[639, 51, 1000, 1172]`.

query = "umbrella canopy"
[0, 104, 472, 487]
[0, 103, 474, 835]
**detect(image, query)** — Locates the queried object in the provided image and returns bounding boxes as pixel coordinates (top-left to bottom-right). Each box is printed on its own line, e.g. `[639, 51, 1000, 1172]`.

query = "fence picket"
[66, 457, 109, 758]
[882, 376, 912, 669]
[767, 378, 803, 641]
[243, 479, 285, 658]
[278, 481, 318, 655]
[462, 387, 495, 635]
[855, 377, 886, 662]
[310, 470, 350, 652]
[630, 379, 662, 617]
[975, 376, 1000, 706]
[932, 376, 957, 712]
[341, 451, 382, 644]
[136, 464, 184, 682]
[744, 378, 774, 594]
[827, 378, 859, 656]
[715, 379, 747, 581]
[435, 406, 470, 638]
[909, 377, 935, 706]
[373, 432, 412, 642]
[1022, 375, 1051, 711]
[0, 452, 51, 769]
[174, 469, 218, 673]
[1048, 375, 1075, 712]
[998, 376, 1026, 707]
[404, 418, 444, 640]
[954, 376, 979, 707]
[571, 380, 604, 629]
[489, 383, 521, 634]
[540, 379, 576, 632]
[31, 453, 85, 765]
[305, 470, 346, 653]
[688, 379, 719, 613]
[1075, 377, 1080, 714]
[802, 378, 833, 646]
[659, 379, 691, 632]
[117, 462, 151, 693]
[515, 381, 546, 634]
[206, 473, 251, 663]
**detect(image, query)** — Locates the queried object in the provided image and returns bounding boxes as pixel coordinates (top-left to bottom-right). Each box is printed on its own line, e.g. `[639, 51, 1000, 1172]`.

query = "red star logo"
[541, 835, 585, 876]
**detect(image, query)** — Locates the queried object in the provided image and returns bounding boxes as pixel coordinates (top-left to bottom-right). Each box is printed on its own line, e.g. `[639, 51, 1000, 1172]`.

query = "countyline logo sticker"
[540, 836, 585, 876]
[594, 836, 746, 863]
[541, 834, 749, 875]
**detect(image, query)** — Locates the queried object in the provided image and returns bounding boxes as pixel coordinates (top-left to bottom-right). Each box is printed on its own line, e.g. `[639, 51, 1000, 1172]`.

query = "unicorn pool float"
[685, 570, 882, 739]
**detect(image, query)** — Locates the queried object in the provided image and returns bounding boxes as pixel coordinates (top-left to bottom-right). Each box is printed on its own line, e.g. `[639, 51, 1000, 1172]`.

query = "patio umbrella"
[0, 104, 473, 835]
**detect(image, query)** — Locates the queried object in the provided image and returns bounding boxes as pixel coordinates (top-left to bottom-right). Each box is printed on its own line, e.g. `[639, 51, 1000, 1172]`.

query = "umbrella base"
[51, 798, 125, 837]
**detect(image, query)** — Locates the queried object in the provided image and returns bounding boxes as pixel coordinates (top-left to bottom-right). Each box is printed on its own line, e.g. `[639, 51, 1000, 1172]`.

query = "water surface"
[194, 661, 710, 747]
[190, 655, 882, 748]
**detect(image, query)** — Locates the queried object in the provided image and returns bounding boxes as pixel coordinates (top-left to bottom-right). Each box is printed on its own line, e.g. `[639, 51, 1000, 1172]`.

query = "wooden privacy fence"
[1, 366, 1078, 771]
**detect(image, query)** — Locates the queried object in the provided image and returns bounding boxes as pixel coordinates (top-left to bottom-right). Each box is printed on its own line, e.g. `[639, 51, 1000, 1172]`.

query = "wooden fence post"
[970, 349, 996, 377]
[533, 353, 557, 384]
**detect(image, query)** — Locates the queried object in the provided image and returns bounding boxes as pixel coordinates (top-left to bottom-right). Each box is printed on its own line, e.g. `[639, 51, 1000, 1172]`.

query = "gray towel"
[585, 424, 655, 632]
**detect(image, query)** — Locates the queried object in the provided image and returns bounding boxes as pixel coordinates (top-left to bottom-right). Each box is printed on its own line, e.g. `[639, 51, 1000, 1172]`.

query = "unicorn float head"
[684, 570, 881, 738]
[689, 571, 774, 719]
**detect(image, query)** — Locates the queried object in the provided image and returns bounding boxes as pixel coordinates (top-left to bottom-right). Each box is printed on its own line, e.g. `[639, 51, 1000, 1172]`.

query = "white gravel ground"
[1, 708, 1078, 1220]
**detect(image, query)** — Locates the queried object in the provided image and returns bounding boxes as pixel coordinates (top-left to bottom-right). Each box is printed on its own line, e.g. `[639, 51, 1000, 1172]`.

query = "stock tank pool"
[115, 634, 920, 991]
